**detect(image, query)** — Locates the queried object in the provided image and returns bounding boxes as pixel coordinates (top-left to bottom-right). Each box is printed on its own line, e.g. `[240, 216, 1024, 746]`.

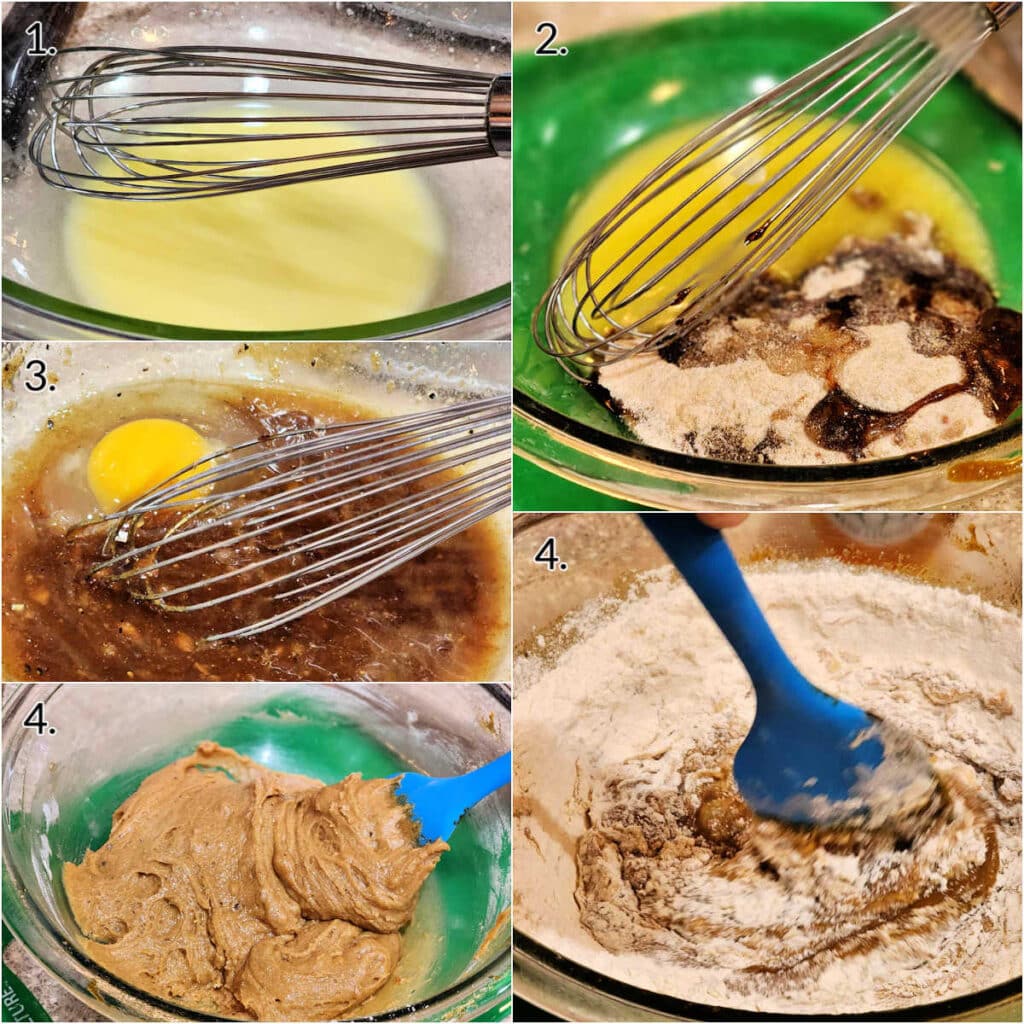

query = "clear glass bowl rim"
[514, 388, 1021, 485]
[3, 280, 511, 341]
[514, 930, 1021, 1022]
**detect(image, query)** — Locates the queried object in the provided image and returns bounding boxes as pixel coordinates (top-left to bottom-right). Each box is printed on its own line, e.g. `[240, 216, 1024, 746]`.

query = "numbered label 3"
[23, 358, 55, 393]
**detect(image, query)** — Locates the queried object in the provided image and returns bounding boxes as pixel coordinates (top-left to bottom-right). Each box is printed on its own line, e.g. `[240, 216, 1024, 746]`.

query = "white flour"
[514, 562, 1021, 1014]
[597, 228, 1006, 466]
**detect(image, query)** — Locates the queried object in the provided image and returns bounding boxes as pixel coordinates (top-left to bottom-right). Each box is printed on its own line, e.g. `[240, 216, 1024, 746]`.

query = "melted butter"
[555, 117, 994, 334]
[64, 104, 447, 331]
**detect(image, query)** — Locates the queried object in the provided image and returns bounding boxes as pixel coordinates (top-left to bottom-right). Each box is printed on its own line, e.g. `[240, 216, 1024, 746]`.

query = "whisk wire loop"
[95, 430, 508, 583]
[585, 27, 942, 321]
[534, 2, 1015, 378]
[102, 396, 504, 513]
[30, 44, 510, 197]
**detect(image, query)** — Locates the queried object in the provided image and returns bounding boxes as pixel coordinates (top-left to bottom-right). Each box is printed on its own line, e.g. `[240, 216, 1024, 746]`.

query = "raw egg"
[87, 418, 210, 511]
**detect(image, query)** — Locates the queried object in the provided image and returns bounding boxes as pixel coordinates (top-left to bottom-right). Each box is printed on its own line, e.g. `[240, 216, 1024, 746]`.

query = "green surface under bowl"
[4, 692, 510, 1021]
[512, 1, 1023, 509]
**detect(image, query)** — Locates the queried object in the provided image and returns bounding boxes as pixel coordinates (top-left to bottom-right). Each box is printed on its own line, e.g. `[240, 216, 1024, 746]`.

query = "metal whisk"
[535, 2, 1019, 378]
[74, 396, 510, 641]
[29, 45, 511, 199]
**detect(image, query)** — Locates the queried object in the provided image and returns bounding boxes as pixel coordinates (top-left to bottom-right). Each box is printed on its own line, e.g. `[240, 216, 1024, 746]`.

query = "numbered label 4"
[534, 536, 568, 572]
[23, 701, 56, 735]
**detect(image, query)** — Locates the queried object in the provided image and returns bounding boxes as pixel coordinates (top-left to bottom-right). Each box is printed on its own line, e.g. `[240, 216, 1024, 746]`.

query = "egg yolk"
[87, 419, 211, 512]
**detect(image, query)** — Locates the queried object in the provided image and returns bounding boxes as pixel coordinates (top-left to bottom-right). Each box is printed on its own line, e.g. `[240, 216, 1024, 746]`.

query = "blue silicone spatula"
[641, 514, 938, 828]
[394, 751, 511, 843]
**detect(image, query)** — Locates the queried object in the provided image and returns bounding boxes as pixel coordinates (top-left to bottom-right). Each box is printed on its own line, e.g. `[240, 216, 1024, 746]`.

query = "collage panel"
[3, 1, 511, 341]
[513, 511, 1022, 1019]
[3, 682, 511, 1020]
[512, 1, 1022, 512]
[2, 341, 511, 682]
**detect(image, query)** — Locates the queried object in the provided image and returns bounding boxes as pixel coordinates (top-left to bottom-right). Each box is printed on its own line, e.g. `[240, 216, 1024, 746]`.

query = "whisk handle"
[986, 2, 1021, 28]
[487, 73, 511, 157]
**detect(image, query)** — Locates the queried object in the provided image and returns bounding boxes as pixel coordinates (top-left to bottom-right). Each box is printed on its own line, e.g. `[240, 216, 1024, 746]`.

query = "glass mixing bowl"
[512, 2, 1022, 510]
[2, 2, 510, 340]
[2, 682, 512, 1021]
[512, 511, 1022, 1022]
[1, 340, 511, 682]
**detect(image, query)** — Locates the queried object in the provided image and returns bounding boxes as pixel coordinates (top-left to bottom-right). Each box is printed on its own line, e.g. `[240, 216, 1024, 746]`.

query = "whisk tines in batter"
[29, 45, 511, 199]
[72, 395, 511, 641]
[534, 1, 1019, 379]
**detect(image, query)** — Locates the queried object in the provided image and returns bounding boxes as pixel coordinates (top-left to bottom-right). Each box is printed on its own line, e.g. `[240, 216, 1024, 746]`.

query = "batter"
[515, 554, 1021, 1013]
[64, 742, 446, 1021]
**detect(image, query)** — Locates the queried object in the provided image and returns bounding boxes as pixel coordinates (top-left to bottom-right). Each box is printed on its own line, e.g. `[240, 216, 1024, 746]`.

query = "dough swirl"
[577, 746, 998, 990]
[64, 742, 446, 1020]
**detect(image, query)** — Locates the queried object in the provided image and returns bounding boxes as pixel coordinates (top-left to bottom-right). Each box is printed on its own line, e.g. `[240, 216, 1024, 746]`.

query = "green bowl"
[2, 684, 511, 1022]
[513, 2, 1022, 511]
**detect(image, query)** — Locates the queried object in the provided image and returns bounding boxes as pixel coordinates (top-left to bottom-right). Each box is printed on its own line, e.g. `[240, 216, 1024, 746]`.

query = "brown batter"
[3, 384, 506, 681]
[64, 743, 446, 1021]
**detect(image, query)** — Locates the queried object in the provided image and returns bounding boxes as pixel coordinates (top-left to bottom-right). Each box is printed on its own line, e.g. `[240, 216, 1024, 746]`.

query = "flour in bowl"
[514, 561, 1020, 1014]
[598, 226, 1021, 465]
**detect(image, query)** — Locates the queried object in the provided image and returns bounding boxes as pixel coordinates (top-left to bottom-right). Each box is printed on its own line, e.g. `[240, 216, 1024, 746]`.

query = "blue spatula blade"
[641, 514, 937, 828]
[394, 751, 511, 843]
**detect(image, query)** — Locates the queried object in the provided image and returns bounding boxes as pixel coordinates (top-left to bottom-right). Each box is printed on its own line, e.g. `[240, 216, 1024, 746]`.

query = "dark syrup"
[806, 306, 1021, 458]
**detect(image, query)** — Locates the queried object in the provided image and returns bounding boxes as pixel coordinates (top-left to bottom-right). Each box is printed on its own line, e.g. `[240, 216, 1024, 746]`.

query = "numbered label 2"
[535, 22, 568, 56]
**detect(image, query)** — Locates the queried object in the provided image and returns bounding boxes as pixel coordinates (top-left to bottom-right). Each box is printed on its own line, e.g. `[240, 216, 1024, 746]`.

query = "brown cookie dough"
[63, 742, 446, 1020]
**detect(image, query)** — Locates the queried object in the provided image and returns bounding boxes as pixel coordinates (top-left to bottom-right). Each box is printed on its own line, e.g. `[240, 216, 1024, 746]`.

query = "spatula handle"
[455, 751, 511, 808]
[640, 514, 799, 704]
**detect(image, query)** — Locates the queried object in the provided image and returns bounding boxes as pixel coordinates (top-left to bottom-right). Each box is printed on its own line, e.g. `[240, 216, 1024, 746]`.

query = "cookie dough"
[64, 742, 446, 1020]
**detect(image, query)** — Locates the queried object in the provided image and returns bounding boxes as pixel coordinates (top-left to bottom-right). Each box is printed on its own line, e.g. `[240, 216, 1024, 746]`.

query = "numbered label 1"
[23, 701, 56, 736]
[534, 536, 568, 572]
[535, 22, 568, 56]
[24, 358, 54, 393]
[25, 20, 58, 57]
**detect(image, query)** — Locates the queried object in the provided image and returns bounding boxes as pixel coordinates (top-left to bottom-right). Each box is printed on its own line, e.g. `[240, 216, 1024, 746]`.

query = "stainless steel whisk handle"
[986, 2, 1021, 28]
[486, 74, 512, 157]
